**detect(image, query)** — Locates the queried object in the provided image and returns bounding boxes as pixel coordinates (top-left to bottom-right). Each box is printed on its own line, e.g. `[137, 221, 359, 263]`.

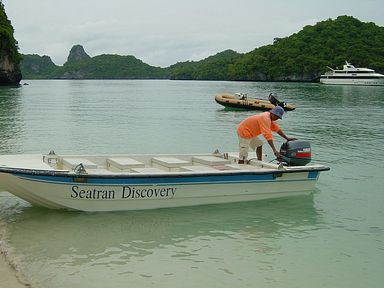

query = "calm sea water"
[0, 80, 383, 288]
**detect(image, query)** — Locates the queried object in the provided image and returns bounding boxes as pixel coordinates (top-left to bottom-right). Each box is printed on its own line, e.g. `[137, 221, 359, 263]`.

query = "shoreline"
[0, 192, 31, 288]
[0, 250, 31, 288]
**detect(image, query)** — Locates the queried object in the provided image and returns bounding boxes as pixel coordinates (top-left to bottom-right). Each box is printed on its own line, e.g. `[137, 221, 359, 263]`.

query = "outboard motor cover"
[280, 140, 311, 166]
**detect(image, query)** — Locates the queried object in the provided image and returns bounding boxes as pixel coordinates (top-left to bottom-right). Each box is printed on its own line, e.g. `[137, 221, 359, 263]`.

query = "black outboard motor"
[280, 140, 311, 166]
[268, 93, 288, 110]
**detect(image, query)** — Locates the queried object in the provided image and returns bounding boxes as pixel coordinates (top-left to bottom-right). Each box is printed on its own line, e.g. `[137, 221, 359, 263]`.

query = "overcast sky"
[2, 0, 383, 67]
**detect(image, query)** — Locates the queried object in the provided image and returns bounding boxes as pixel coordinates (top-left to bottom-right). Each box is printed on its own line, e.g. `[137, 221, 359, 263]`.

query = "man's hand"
[286, 137, 297, 141]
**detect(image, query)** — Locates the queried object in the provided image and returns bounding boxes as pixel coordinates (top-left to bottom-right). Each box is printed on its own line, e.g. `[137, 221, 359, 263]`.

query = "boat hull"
[320, 77, 384, 86]
[0, 153, 328, 212]
[0, 169, 321, 211]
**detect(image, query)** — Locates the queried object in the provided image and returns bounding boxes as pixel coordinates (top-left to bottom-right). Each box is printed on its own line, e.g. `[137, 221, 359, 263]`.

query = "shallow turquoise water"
[0, 80, 383, 287]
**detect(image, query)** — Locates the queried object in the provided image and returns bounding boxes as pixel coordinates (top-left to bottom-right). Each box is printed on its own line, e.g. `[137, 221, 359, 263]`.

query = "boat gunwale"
[0, 165, 330, 179]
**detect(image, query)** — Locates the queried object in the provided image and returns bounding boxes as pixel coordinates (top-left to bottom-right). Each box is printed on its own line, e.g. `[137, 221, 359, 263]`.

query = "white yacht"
[320, 61, 384, 86]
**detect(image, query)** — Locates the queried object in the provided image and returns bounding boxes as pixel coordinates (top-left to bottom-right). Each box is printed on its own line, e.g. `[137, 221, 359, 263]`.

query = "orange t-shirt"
[237, 112, 280, 140]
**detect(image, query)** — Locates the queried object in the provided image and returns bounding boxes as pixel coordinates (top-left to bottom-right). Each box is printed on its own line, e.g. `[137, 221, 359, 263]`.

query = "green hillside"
[20, 16, 384, 82]
[20, 54, 58, 79]
[169, 50, 242, 80]
[50, 54, 168, 79]
[0, 2, 22, 84]
[0, 3, 20, 64]
[22, 53, 168, 79]
[170, 16, 384, 81]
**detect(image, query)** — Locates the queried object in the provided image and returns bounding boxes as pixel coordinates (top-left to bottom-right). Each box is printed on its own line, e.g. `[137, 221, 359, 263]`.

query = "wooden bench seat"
[62, 158, 98, 169]
[152, 157, 190, 171]
[107, 157, 145, 172]
[130, 167, 166, 173]
[192, 156, 230, 166]
[180, 165, 218, 172]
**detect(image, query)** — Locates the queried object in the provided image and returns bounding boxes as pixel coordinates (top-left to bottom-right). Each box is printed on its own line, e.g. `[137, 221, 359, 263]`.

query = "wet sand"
[0, 252, 30, 287]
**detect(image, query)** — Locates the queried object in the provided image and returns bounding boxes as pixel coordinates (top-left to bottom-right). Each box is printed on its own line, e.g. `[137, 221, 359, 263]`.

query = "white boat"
[320, 61, 384, 86]
[0, 149, 329, 212]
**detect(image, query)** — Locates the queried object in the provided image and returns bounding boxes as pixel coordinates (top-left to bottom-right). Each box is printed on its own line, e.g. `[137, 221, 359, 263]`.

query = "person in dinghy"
[236, 106, 296, 164]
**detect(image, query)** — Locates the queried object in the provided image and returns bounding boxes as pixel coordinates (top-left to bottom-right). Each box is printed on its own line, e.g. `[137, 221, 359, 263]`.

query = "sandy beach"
[0, 252, 30, 287]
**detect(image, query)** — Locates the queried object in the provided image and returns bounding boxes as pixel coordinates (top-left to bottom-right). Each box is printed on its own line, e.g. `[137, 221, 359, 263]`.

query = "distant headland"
[4, 11, 384, 83]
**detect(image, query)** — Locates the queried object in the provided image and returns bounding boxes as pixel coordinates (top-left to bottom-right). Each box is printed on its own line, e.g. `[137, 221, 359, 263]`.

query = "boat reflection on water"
[3, 193, 321, 261]
[0, 193, 323, 286]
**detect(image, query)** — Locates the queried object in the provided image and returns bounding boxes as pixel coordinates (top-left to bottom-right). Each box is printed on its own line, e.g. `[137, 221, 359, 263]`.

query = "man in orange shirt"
[237, 106, 296, 163]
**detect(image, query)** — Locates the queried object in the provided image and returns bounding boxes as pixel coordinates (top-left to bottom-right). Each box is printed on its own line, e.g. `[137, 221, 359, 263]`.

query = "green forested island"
[21, 16, 384, 82]
[22, 45, 168, 80]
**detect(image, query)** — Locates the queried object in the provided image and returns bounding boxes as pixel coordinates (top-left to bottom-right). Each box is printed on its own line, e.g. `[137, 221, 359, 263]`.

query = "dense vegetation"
[0, 2, 22, 84]
[50, 54, 168, 79]
[21, 53, 168, 79]
[21, 16, 384, 82]
[168, 50, 242, 80]
[170, 16, 384, 81]
[20, 54, 57, 79]
[0, 2, 21, 64]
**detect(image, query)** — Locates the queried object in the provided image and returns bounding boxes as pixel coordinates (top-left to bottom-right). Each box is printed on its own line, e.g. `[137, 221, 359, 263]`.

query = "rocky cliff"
[0, 3, 22, 85]
[66, 44, 90, 63]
